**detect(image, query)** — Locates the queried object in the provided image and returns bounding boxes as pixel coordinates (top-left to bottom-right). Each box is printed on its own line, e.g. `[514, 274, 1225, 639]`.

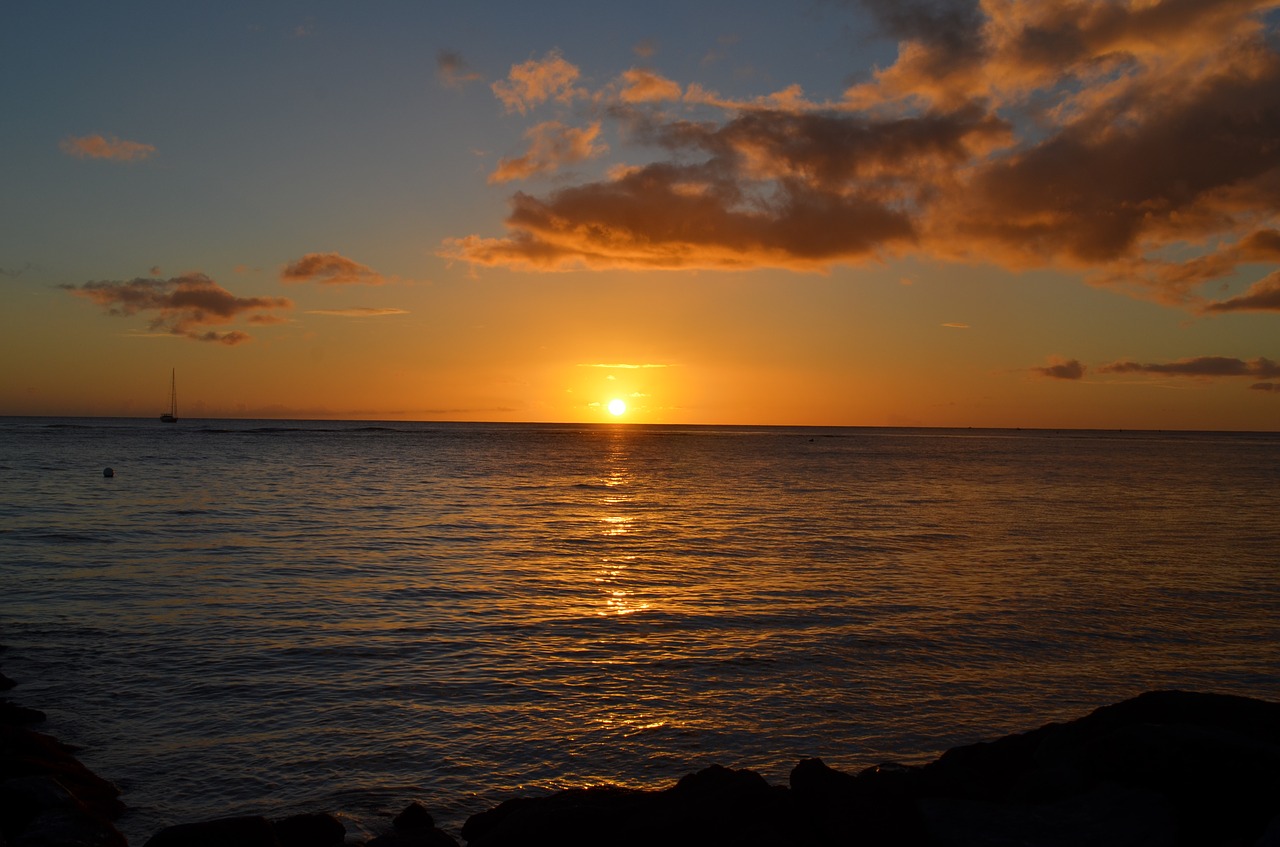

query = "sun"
[608, 398, 627, 416]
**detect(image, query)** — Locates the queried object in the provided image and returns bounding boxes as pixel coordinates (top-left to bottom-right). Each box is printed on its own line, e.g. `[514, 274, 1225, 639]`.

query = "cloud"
[438, 50, 483, 88]
[305, 307, 409, 317]
[489, 121, 608, 183]
[1252, 382, 1278, 391]
[60, 134, 156, 162]
[633, 39, 658, 59]
[941, 322, 969, 328]
[491, 50, 584, 114]
[64, 274, 292, 344]
[1203, 271, 1280, 312]
[445, 105, 1006, 270]
[1098, 356, 1280, 378]
[280, 252, 386, 285]
[1033, 356, 1086, 380]
[445, 2, 1280, 308]
[618, 68, 682, 103]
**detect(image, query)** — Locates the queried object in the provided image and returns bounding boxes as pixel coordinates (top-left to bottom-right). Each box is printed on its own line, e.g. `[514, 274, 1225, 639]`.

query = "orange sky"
[2, 2, 1278, 428]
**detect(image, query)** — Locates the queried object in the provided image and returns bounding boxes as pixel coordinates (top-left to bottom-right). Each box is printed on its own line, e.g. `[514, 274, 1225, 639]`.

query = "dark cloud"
[1204, 272, 1280, 312]
[64, 273, 291, 344]
[1251, 381, 1278, 391]
[1098, 356, 1280, 378]
[1033, 357, 1086, 379]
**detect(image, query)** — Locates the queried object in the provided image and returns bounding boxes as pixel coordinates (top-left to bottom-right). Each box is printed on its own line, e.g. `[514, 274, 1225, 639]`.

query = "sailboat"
[160, 369, 177, 423]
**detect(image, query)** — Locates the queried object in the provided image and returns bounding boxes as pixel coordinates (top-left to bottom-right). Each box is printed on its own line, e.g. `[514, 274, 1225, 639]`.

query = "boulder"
[143, 815, 278, 847]
[273, 812, 345, 847]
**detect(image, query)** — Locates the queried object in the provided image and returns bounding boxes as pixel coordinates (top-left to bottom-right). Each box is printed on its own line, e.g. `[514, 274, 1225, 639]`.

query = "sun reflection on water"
[593, 430, 651, 617]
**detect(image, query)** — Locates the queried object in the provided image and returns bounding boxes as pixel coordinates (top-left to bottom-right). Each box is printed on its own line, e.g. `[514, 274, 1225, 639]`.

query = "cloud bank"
[443, 1, 1280, 312]
[65, 274, 291, 344]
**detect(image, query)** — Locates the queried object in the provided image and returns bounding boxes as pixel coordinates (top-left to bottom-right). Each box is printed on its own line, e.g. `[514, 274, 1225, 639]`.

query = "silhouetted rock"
[274, 812, 345, 847]
[143, 815, 278, 847]
[0, 673, 16, 692]
[0, 703, 46, 727]
[462, 764, 792, 847]
[365, 802, 458, 847]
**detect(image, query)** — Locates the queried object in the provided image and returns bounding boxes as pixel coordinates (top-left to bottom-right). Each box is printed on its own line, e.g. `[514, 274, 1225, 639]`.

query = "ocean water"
[1, 418, 1277, 842]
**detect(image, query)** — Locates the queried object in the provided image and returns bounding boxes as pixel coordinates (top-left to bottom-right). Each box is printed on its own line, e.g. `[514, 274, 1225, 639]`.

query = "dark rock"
[919, 781, 1177, 847]
[0, 727, 124, 821]
[0, 704, 46, 727]
[0, 776, 126, 847]
[143, 815, 279, 847]
[273, 812, 344, 847]
[463, 765, 792, 847]
[365, 803, 458, 847]
[393, 802, 434, 831]
[0, 675, 15, 692]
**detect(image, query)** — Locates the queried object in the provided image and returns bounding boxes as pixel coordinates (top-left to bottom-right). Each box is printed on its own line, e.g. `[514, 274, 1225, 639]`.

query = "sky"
[2, 0, 1279, 429]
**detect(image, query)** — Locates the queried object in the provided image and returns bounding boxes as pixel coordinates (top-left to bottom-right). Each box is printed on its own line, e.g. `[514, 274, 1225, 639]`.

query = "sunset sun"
[608, 398, 627, 416]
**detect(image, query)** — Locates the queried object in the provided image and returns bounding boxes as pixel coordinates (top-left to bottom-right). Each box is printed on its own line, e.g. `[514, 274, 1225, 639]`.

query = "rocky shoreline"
[3, 647, 1278, 846]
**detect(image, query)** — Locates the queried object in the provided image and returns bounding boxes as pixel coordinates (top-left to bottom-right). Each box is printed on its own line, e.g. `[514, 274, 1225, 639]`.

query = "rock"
[143, 815, 278, 847]
[462, 765, 792, 847]
[365, 802, 458, 847]
[0, 776, 125, 847]
[273, 812, 344, 847]
[0, 704, 46, 727]
[919, 781, 1177, 847]
[392, 802, 434, 832]
[0, 675, 16, 693]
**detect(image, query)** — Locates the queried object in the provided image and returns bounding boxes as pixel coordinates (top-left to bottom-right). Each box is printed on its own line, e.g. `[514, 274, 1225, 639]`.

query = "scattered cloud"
[438, 50, 483, 89]
[489, 121, 607, 183]
[60, 134, 155, 162]
[1098, 356, 1280, 379]
[942, 322, 969, 329]
[444, 2, 1280, 308]
[281, 252, 387, 285]
[491, 50, 585, 114]
[1252, 382, 1278, 392]
[1033, 356, 1086, 380]
[305, 307, 409, 317]
[64, 274, 292, 344]
[633, 39, 658, 59]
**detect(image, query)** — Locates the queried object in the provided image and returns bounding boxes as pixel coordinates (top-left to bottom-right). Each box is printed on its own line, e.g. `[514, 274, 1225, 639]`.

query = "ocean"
[1, 418, 1277, 843]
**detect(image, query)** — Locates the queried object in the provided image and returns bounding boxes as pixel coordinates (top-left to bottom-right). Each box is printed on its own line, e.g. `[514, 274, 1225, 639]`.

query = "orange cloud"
[489, 121, 607, 184]
[280, 252, 386, 285]
[491, 50, 584, 114]
[60, 134, 156, 162]
[618, 69, 682, 103]
[64, 274, 291, 343]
